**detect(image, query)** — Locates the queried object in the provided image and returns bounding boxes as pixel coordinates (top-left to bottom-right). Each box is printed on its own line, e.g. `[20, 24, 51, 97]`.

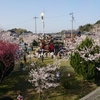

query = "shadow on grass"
[0, 70, 38, 100]
[0, 65, 97, 100]
[29, 65, 94, 100]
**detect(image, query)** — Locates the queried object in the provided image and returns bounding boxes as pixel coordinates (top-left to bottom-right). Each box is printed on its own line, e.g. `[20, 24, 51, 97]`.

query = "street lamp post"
[40, 12, 45, 39]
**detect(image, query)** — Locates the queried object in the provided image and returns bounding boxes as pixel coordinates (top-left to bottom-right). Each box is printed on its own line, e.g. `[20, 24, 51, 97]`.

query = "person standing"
[23, 53, 26, 65]
[56, 69, 61, 82]
[41, 53, 44, 62]
[45, 52, 48, 58]
[20, 62, 24, 71]
[17, 93, 23, 100]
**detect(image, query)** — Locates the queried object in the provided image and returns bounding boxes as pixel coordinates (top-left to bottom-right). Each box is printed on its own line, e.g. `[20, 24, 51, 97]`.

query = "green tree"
[32, 40, 38, 47]
[95, 20, 100, 24]
[8, 28, 32, 35]
[79, 24, 93, 32]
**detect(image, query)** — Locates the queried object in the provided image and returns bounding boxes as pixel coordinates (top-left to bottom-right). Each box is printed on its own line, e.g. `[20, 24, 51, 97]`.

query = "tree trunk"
[38, 86, 41, 100]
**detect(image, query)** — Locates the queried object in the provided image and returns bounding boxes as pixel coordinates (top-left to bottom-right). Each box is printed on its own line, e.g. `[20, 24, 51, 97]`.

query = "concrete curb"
[79, 87, 100, 100]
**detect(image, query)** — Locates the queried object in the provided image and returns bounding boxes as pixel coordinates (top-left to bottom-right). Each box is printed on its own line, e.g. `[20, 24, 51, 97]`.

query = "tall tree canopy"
[79, 24, 93, 32]
[8, 28, 32, 35]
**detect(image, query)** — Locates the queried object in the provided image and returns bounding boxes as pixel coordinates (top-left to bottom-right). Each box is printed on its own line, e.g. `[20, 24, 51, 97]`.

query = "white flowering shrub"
[29, 65, 59, 92]
[28, 60, 62, 99]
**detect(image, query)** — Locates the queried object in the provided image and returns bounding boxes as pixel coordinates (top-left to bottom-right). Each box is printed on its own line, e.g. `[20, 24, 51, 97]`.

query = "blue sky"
[0, 0, 100, 33]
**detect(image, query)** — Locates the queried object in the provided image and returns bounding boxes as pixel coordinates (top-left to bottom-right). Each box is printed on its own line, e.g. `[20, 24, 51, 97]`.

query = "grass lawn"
[0, 57, 97, 100]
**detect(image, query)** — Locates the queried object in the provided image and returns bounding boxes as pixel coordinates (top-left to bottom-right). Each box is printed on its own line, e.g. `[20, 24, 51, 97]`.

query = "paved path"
[80, 87, 100, 100]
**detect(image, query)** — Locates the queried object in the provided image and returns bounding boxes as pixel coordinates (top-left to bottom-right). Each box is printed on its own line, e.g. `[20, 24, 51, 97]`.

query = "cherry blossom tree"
[28, 60, 61, 100]
[0, 40, 18, 83]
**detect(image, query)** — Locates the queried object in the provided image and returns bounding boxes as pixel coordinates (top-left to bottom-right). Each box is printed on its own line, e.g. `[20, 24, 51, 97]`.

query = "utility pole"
[34, 16, 38, 34]
[70, 12, 74, 40]
[96, 24, 98, 34]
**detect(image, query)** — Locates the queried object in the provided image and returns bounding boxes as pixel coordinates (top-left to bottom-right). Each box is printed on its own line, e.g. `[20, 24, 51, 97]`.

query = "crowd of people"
[36, 44, 69, 60]
[22, 45, 70, 64]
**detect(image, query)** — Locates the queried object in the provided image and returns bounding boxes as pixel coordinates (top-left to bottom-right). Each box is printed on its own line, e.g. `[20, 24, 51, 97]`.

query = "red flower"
[0, 40, 18, 67]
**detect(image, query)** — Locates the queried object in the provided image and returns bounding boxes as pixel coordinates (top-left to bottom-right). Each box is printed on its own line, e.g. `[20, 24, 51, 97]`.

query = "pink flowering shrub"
[0, 40, 18, 82]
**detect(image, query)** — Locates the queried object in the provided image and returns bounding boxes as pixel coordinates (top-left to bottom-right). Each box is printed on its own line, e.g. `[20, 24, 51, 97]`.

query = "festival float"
[37, 34, 54, 53]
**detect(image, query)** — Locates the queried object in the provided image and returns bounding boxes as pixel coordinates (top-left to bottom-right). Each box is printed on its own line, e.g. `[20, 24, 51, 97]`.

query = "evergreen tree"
[32, 40, 38, 47]
[70, 37, 100, 81]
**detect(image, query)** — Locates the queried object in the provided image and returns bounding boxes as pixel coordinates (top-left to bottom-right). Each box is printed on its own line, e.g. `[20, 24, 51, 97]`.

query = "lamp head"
[41, 13, 44, 22]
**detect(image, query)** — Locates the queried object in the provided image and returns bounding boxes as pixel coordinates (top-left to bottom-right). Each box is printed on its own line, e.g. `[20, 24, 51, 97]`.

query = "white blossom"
[28, 63, 60, 93]
[96, 67, 100, 71]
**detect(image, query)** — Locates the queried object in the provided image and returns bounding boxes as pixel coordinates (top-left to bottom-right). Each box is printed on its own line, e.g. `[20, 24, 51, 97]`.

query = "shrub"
[0, 40, 18, 83]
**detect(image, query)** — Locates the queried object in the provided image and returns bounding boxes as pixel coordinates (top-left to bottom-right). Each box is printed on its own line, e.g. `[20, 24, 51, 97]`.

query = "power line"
[46, 14, 68, 18]
[3, 14, 69, 27]
[2, 13, 72, 30]
[5, 18, 33, 26]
